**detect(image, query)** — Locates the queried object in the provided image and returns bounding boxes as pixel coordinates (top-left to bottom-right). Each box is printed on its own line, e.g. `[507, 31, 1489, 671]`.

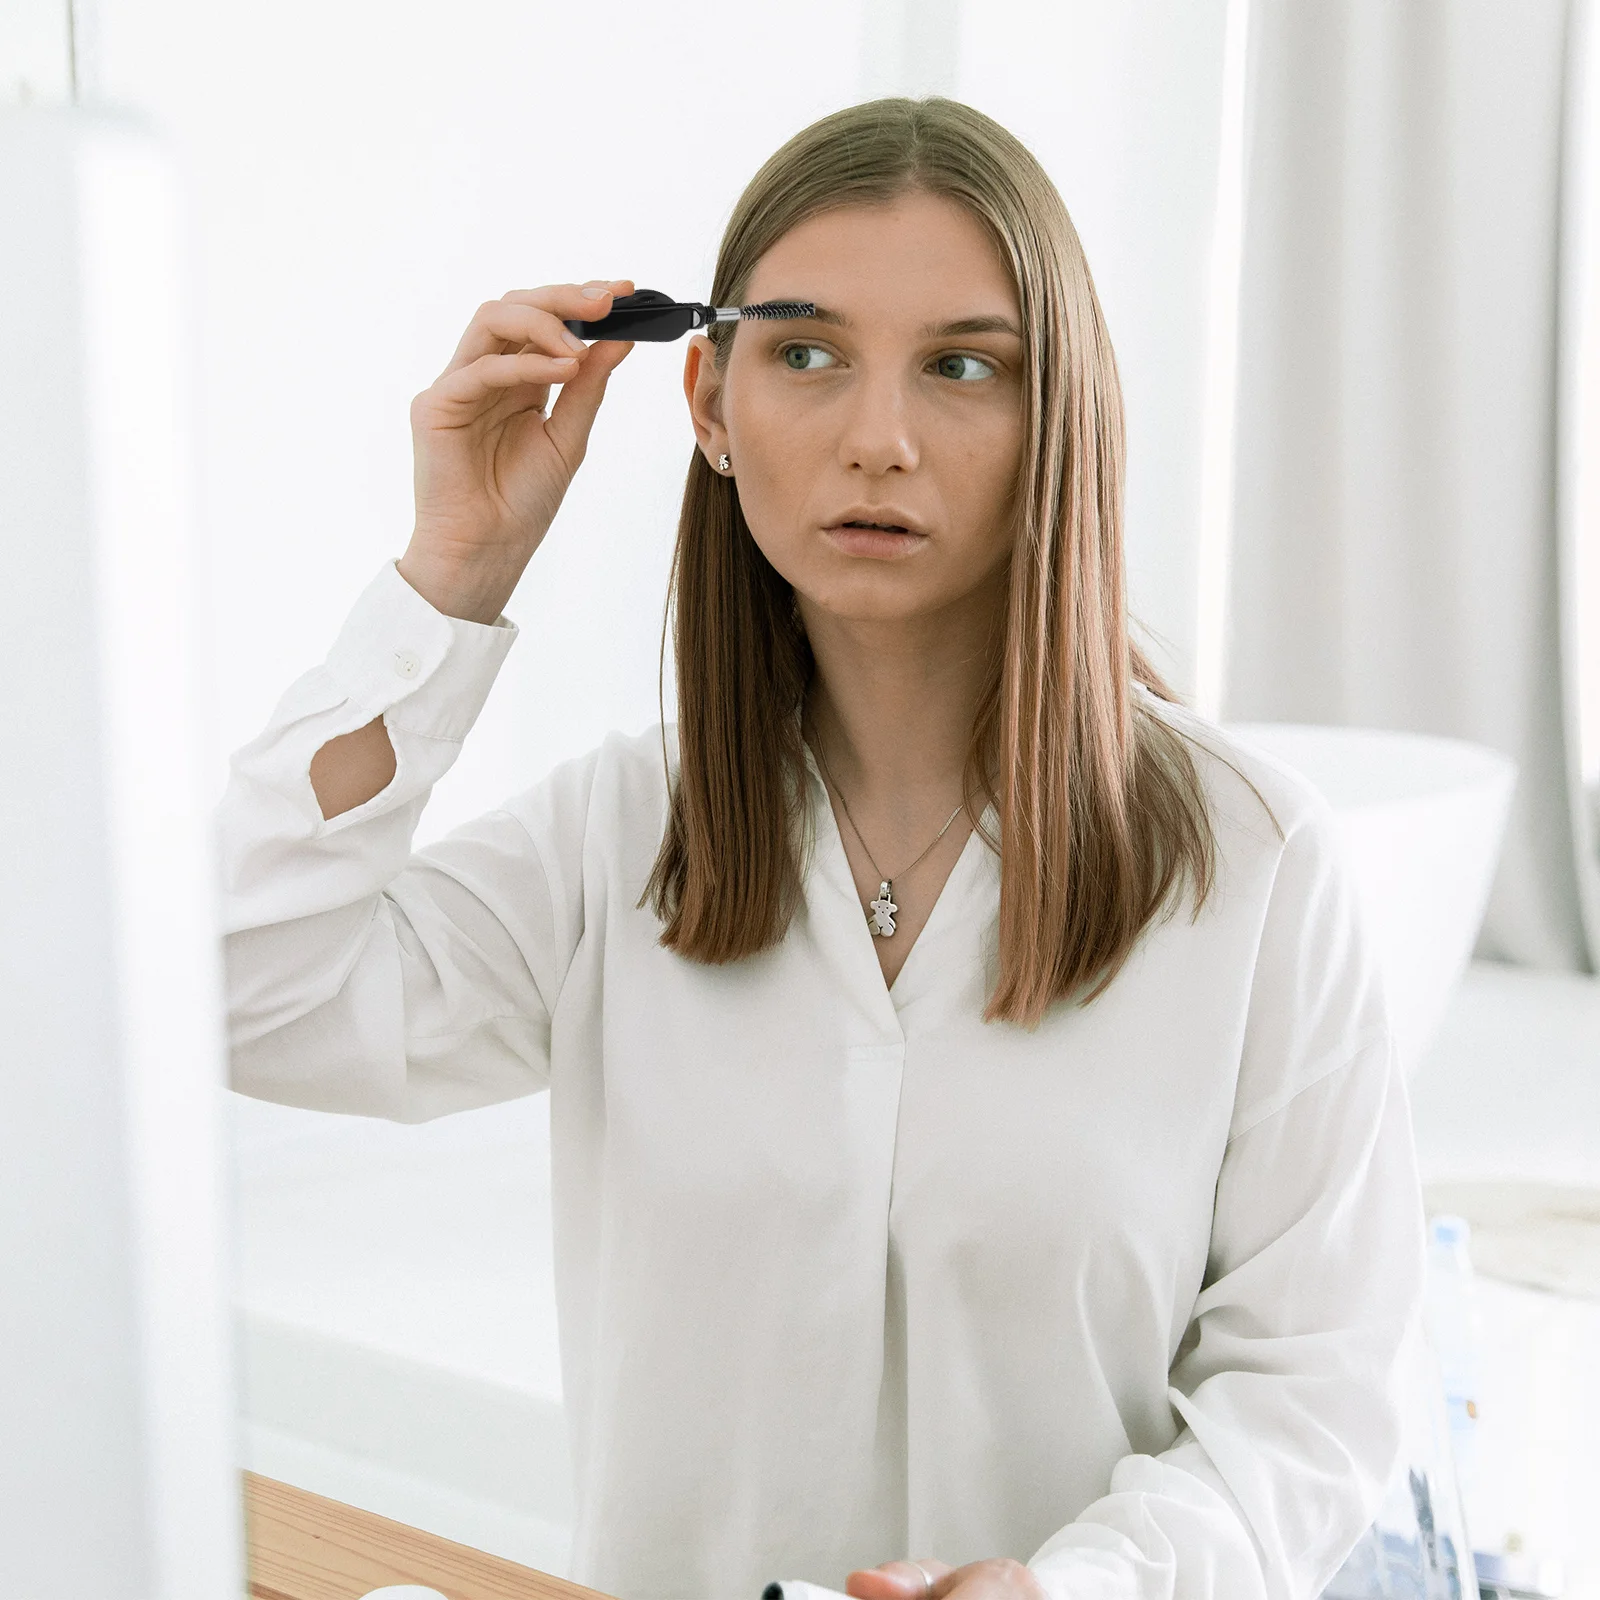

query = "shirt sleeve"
[218, 560, 579, 1123]
[1026, 798, 1428, 1600]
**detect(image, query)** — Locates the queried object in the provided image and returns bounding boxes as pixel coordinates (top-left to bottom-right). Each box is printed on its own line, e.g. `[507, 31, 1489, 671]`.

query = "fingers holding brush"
[402, 278, 638, 622]
[415, 277, 637, 424]
[432, 279, 635, 427]
[440, 280, 636, 374]
[428, 348, 578, 414]
[543, 333, 633, 472]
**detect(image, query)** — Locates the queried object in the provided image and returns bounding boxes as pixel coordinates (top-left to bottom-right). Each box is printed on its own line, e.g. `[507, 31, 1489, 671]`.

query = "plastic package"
[1474, 1548, 1565, 1598]
[1321, 1317, 1478, 1599]
[1424, 1215, 1483, 1513]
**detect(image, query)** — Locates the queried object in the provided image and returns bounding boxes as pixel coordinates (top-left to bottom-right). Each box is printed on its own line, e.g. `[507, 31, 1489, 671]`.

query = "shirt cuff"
[322, 559, 518, 742]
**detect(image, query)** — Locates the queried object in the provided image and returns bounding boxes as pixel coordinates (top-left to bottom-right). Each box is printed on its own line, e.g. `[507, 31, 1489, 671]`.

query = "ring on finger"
[910, 1563, 935, 1598]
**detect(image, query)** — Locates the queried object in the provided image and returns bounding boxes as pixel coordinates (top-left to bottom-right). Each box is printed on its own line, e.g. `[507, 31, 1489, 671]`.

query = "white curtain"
[1223, 0, 1598, 974]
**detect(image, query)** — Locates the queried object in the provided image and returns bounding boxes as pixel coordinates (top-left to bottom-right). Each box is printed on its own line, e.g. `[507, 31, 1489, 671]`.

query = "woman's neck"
[800, 575, 1004, 833]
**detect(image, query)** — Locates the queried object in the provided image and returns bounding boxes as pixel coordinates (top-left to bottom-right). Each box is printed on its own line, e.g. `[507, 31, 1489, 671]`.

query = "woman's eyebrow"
[923, 314, 1023, 339]
[769, 304, 1022, 339]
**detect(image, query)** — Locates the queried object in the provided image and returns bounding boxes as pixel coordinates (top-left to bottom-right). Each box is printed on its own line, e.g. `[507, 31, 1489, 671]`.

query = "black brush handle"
[562, 288, 704, 342]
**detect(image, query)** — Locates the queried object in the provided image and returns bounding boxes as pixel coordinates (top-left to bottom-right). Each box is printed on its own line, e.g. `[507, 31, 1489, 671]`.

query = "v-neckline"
[800, 743, 995, 1007]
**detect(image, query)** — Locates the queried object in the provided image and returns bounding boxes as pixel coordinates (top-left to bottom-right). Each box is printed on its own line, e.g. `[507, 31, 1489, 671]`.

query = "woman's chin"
[794, 571, 974, 631]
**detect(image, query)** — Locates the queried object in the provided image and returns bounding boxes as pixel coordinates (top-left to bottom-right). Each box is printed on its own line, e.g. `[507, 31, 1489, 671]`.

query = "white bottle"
[1423, 1215, 1482, 1519]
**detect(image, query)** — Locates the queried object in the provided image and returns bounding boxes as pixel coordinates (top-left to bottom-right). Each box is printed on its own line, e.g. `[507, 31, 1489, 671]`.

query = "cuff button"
[393, 648, 422, 680]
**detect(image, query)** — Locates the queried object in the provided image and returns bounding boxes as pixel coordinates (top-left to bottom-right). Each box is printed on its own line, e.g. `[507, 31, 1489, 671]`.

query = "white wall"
[87, 0, 1231, 843]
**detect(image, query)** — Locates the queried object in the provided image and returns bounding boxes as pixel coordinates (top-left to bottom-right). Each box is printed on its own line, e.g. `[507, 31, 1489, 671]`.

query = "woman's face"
[684, 189, 1026, 628]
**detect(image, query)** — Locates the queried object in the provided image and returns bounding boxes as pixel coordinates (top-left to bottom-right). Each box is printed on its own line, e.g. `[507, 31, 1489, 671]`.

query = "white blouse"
[220, 561, 1426, 1600]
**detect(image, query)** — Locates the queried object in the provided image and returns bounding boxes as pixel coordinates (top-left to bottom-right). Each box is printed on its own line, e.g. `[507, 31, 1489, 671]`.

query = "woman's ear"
[683, 334, 728, 467]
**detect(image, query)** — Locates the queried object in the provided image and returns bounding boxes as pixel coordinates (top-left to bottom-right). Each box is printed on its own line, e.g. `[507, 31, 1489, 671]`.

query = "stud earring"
[717, 453, 731, 473]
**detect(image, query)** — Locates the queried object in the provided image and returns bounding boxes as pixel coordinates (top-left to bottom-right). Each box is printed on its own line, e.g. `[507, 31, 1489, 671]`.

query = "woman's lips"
[823, 522, 928, 559]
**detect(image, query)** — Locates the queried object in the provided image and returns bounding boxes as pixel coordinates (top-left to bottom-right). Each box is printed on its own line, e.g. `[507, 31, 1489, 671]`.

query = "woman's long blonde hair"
[644, 96, 1274, 1026]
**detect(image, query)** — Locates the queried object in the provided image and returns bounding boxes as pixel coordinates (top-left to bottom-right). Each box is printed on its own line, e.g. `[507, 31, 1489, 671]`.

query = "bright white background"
[82, 0, 1234, 841]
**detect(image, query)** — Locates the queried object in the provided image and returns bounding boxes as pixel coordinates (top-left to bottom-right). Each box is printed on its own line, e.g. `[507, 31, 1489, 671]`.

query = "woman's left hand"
[845, 1557, 1046, 1600]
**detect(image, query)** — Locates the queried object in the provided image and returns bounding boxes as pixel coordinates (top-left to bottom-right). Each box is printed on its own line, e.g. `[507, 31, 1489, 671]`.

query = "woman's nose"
[835, 372, 920, 476]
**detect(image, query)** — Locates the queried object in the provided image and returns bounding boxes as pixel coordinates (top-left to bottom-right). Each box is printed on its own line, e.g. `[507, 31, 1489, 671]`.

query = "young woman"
[221, 98, 1425, 1600]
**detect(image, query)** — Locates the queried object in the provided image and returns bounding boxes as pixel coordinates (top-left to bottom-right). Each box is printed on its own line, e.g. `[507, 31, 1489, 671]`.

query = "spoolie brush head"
[738, 300, 817, 320]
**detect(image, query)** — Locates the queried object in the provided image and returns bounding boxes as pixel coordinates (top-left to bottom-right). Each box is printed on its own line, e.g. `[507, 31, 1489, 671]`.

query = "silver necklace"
[811, 732, 965, 938]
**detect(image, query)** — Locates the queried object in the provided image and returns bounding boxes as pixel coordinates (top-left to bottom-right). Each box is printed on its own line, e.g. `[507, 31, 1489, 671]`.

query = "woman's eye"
[783, 344, 836, 371]
[935, 353, 995, 382]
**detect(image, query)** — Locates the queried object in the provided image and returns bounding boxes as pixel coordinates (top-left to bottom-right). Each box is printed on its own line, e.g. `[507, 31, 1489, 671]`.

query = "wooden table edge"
[243, 1470, 612, 1600]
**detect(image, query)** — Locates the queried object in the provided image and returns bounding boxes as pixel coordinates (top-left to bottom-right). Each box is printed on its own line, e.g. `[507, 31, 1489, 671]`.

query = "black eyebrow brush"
[562, 287, 816, 342]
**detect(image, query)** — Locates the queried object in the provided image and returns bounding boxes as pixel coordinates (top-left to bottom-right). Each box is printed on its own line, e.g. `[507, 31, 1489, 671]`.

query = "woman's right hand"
[397, 279, 637, 623]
